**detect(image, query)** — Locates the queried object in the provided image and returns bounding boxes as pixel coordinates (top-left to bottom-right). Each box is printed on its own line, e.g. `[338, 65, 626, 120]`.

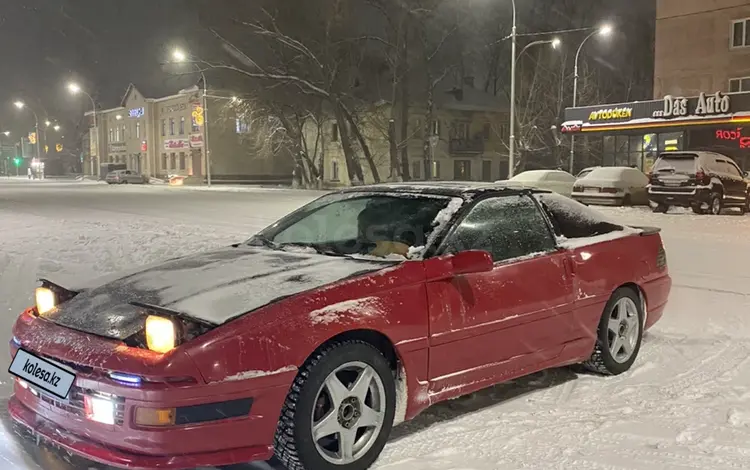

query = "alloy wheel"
[607, 297, 641, 364]
[311, 361, 386, 465]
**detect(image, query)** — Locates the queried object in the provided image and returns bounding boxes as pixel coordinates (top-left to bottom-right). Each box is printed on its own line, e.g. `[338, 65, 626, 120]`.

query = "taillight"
[573, 185, 583, 192]
[601, 187, 618, 194]
[696, 169, 708, 185]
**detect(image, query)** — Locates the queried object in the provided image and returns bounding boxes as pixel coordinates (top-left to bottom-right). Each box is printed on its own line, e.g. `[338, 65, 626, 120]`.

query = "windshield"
[252, 192, 460, 259]
[653, 155, 697, 173]
[577, 169, 595, 178]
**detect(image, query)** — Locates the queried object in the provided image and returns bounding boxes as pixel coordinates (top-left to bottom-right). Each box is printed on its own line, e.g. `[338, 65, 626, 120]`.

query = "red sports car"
[8, 183, 671, 470]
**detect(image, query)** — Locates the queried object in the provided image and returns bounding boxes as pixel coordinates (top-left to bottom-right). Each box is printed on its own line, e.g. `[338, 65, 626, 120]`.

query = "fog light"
[135, 407, 176, 427]
[84, 395, 115, 425]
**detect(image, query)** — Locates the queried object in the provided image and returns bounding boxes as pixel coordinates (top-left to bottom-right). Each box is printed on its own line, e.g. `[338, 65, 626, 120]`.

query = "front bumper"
[9, 395, 273, 469]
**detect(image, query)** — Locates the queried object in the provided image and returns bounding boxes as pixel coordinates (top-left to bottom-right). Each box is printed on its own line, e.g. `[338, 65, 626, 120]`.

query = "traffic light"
[13, 157, 21, 167]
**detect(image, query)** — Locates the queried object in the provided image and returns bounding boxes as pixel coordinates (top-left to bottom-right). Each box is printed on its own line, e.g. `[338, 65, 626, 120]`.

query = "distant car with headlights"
[105, 170, 147, 184]
[503, 169, 576, 197]
[572, 167, 650, 206]
[8, 183, 671, 470]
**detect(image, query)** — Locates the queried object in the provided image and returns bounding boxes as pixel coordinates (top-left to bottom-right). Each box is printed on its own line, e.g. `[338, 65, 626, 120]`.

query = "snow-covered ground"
[1, 181, 750, 470]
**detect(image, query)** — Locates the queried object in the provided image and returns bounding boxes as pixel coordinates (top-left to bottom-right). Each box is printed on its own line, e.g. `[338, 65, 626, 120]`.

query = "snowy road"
[2, 180, 750, 470]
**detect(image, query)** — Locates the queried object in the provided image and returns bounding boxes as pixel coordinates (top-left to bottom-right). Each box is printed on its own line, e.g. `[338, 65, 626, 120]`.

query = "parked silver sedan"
[572, 166, 649, 206]
[105, 169, 147, 184]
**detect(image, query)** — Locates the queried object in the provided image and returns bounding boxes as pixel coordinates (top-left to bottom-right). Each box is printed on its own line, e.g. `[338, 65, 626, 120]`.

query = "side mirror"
[451, 250, 494, 275]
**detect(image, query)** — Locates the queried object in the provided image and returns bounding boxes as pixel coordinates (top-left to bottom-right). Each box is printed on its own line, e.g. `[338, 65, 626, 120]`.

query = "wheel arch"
[616, 282, 647, 326]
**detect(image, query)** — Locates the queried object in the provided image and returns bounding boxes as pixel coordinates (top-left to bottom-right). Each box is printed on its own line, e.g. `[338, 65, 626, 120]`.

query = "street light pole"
[68, 83, 98, 175]
[198, 67, 212, 187]
[508, 0, 518, 178]
[569, 25, 613, 174]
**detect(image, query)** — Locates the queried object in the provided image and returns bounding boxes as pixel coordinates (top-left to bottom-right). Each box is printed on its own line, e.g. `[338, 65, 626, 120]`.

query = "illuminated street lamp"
[171, 47, 211, 186]
[12, 100, 40, 161]
[53, 125, 61, 132]
[569, 24, 614, 173]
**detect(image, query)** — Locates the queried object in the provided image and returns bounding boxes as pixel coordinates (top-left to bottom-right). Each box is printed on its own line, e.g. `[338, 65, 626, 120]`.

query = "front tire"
[652, 203, 668, 213]
[274, 341, 396, 470]
[583, 287, 644, 376]
[710, 192, 723, 215]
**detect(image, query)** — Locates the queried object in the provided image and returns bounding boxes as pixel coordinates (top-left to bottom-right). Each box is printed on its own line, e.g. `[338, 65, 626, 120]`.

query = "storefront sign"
[164, 139, 189, 150]
[129, 107, 145, 118]
[109, 142, 126, 153]
[715, 128, 750, 148]
[163, 103, 187, 114]
[189, 133, 204, 148]
[653, 92, 731, 119]
[588, 107, 633, 121]
[141, 141, 148, 152]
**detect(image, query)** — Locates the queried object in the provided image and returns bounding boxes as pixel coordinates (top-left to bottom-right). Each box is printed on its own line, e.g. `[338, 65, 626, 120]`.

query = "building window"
[179, 117, 185, 135]
[414, 120, 422, 139]
[169, 118, 175, 136]
[331, 160, 340, 181]
[412, 160, 422, 180]
[161, 153, 167, 170]
[109, 128, 114, 142]
[482, 160, 492, 181]
[455, 122, 469, 140]
[331, 123, 339, 142]
[114, 126, 120, 142]
[732, 19, 750, 48]
[482, 123, 491, 140]
[431, 120, 441, 136]
[432, 161, 441, 179]
[729, 76, 750, 93]
[170, 152, 176, 170]
[454, 160, 471, 180]
[161, 119, 166, 137]
[135, 121, 141, 139]
[179, 152, 186, 170]
[122, 125, 126, 140]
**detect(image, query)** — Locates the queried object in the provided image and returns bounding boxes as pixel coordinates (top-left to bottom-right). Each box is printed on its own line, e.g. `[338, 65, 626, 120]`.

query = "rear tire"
[583, 287, 644, 376]
[274, 341, 396, 470]
[710, 192, 723, 215]
[691, 205, 705, 215]
[622, 194, 632, 207]
[652, 203, 668, 213]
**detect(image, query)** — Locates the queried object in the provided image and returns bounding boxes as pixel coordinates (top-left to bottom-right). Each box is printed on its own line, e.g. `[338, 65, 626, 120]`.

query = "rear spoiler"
[629, 226, 661, 236]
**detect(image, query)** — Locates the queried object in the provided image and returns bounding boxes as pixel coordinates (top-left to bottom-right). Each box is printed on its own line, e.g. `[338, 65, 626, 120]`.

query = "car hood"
[44, 246, 389, 340]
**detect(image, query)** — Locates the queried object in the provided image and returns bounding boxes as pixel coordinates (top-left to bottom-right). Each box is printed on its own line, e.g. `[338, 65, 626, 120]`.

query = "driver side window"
[443, 195, 556, 263]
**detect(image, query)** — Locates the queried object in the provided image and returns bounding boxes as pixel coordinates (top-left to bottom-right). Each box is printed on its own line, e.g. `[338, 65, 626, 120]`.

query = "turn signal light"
[135, 407, 176, 426]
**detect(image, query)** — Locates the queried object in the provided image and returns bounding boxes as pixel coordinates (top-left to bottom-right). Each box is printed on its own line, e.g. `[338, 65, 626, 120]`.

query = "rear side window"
[443, 195, 555, 262]
[534, 192, 624, 239]
[653, 155, 697, 173]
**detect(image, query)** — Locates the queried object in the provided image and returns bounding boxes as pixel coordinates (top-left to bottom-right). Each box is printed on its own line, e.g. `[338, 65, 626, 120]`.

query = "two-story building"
[561, 0, 750, 172]
[321, 84, 509, 186]
[84, 84, 293, 182]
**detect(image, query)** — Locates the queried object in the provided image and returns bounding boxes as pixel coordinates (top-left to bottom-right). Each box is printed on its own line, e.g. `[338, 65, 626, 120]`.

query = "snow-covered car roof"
[339, 181, 552, 198]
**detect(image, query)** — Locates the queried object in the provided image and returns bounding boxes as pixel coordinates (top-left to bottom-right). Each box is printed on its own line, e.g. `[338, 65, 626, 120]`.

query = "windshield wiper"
[248, 234, 278, 249]
[277, 242, 347, 258]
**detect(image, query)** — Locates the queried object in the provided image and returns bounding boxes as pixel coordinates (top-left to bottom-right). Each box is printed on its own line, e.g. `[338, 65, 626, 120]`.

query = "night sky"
[0, 0, 199, 144]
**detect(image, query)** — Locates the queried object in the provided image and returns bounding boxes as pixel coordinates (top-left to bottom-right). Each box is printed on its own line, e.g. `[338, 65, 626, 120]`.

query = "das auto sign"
[653, 92, 730, 119]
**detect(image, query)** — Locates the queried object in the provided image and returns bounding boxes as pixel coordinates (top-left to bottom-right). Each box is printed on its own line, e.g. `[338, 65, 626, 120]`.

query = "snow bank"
[309, 296, 384, 325]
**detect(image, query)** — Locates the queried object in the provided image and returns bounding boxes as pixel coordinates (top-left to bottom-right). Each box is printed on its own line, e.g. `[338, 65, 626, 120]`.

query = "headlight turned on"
[145, 315, 177, 353]
[35, 287, 56, 315]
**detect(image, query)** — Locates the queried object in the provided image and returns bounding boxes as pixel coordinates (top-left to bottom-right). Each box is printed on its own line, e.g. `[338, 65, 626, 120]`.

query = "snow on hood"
[45, 246, 387, 339]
